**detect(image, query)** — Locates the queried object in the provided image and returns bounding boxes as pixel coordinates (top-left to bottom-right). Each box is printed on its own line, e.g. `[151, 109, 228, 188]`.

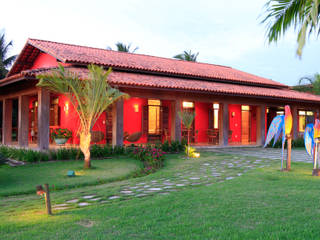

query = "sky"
[1, 0, 319, 86]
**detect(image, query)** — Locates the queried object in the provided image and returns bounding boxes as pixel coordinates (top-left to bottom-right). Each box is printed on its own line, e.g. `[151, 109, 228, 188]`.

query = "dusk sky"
[1, 0, 319, 86]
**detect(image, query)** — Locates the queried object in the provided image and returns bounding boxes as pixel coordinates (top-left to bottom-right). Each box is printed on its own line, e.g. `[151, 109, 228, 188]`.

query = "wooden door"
[241, 110, 250, 144]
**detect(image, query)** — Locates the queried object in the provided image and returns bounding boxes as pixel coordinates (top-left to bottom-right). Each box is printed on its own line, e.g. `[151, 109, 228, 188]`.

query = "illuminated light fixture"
[64, 102, 69, 113]
[183, 101, 194, 108]
[35, 101, 38, 107]
[299, 111, 306, 116]
[133, 104, 139, 113]
[307, 111, 314, 116]
[266, 108, 269, 113]
[213, 103, 219, 109]
[276, 111, 284, 115]
[231, 112, 235, 117]
[241, 105, 250, 111]
[194, 152, 200, 158]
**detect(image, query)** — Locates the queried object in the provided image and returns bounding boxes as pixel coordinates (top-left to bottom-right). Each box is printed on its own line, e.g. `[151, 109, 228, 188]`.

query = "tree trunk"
[80, 132, 91, 168]
[187, 128, 190, 159]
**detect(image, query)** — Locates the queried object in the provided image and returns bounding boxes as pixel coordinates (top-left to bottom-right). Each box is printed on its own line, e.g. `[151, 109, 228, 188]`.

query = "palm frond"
[173, 50, 199, 61]
[178, 111, 196, 129]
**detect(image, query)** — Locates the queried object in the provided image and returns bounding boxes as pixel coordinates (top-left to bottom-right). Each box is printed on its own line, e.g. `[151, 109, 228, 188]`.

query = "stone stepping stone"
[54, 206, 70, 210]
[176, 184, 185, 187]
[151, 180, 157, 183]
[136, 194, 147, 197]
[129, 186, 138, 189]
[66, 199, 79, 203]
[121, 190, 133, 194]
[203, 163, 210, 166]
[237, 173, 242, 176]
[159, 192, 170, 195]
[83, 195, 96, 199]
[189, 177, 200, 180]
[100, 200, 109, 204]
[89, 198, 101, 201]
[163, 182, 174, 185]
[226, 177, 234, 180]
[109, 196, 120, 200]
[148, 188, 162, 191]
[78, 202, 90, 206]
[53, 203, 68, 207]
[143, 185, 150, 188]
[164, 186, 173, 189]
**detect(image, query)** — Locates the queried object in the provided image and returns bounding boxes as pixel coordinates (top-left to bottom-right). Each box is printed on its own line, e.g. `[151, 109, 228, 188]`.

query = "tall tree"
[293, 73, 320, 94]
[0, 32, 17, 79]
[107, 42, 138, 53]
[173, 50, 199, 61]
[37, 64, 128, 168]
[261, 0, 320, 56]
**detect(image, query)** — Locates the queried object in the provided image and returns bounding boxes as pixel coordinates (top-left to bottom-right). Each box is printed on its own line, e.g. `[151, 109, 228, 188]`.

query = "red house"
[1, 38, 320, 150]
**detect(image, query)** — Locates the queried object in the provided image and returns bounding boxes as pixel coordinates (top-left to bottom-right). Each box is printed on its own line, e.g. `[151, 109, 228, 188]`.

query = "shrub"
[185, 146, 197, 158]
[132, 145, 165, 173]
[161, 140, 170, 152]
[266, 137, 305, 148]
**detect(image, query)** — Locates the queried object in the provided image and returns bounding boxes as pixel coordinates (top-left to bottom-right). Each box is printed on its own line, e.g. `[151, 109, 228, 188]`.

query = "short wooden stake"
[44, 184, 52, 215]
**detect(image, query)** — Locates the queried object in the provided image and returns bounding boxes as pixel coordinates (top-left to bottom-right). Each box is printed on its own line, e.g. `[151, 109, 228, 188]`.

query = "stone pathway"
[204, 148, 311, 163]
[53, 149, 289, 211]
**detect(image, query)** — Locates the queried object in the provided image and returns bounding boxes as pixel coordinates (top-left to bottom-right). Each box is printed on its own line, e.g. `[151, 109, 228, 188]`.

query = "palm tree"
[173, 50, 199, 62]
[261, 0, 320, 56]
[293, 73, 320, 94]
[107, 42, 138, 53]
[178, 110, 196, 158]
[0, 32, 17, 79]
[37, 64, 128, 168]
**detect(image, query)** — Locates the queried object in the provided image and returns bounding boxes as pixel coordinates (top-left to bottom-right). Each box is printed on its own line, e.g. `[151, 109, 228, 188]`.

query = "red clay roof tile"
[8, 38, 287, 88]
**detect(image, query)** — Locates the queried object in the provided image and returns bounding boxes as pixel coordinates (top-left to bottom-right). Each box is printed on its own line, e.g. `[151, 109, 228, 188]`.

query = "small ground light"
[194, 153, 200, 158]
[67, 170, 75, 177]
[36, 184, 52, 215]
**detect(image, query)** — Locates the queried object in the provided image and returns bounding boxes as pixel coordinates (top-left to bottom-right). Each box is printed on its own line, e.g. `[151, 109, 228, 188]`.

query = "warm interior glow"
[299, 111, 306, 116]
[133, 104, 139, 112]
[148, 99, 161, 106]
[213, 103, 219, 109]
[266, 108, 269, 113]
[148, 99, 161, 134]
[241, 105, 250, 111]
[183, 101, 194, 108]
[214, 109, 219, 129]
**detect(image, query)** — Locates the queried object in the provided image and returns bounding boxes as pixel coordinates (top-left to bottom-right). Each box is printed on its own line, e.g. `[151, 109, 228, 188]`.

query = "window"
[183, 101, 194, 108]
[299, 110, 314, 132]
[213, 103, 219, 129]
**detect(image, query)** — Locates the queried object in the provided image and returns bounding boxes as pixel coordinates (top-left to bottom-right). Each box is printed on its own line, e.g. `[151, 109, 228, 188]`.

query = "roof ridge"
[27, 38, 233, 69]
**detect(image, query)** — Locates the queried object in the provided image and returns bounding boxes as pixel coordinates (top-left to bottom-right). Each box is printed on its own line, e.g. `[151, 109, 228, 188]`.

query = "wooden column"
[18, 95, 30, 147]
[291, 105, 298, 140]
[38, 88, 50, 150]
[112, 99, 124, 146]
[171, 99, 181, 142]
[259, 105, 266, 146]
[222, 103, 229, 146]
[2, 99, 13, 145]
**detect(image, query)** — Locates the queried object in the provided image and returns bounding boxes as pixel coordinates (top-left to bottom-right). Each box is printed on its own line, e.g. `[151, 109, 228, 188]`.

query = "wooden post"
[18, 95, 30, 147]
[171, 100, 181, 142]
[286, 135, 292, 171]
[44, 184, 52, 215]
[260, 105, 266, 146]
[222, 103, 229, 146]
[291, 106, 298, 140]
[38, 89, 50, 150]
[112, 99, 124, 146]
[2, 98, 13, 145]
[313, 139, 320, 176]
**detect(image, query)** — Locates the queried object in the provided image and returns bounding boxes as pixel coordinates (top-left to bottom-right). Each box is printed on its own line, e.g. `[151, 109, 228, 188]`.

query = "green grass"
[1, 152, 320, 239]
[0, 156, 142, 196]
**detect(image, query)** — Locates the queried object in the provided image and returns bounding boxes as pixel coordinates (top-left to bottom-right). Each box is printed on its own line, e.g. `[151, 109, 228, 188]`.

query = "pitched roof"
[7, 38, 287, 89]
[4, 67, 320, 103]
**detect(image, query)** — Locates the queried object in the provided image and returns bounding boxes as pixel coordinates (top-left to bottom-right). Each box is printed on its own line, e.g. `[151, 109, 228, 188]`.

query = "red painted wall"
[31, 52, 70, 69]
[195, 102, 209, 143]
[123, 98, 147, 144]
[229, 104, 241, 143]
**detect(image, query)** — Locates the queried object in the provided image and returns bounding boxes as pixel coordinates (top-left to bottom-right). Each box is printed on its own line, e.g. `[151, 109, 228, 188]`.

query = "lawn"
[0, 156, 142, 196]
[1, 151, 320, 239]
